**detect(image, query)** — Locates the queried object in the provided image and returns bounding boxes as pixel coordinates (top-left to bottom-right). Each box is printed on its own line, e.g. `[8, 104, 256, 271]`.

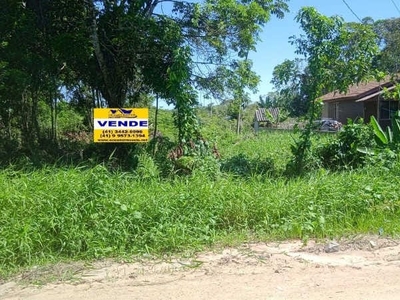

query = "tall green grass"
[1, 162, 400, 276]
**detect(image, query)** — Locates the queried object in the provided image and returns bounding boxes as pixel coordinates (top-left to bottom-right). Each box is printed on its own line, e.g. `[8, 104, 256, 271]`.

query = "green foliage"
[382, 82, 400, 101]
[6, 2, 400, 279]
[356, 111, 400, 168]
[218, 59, 261, 134]
[370, 116, 389, 145]
[0, 0, 290, 162]
[136, 152, 160, 180]
[216, 129, 294, 172]
[316, 120, 374, 170]
[286, 7, 380, 175]
[57, 102, 87, 133]
[264, 107, 289, 124]
[373, 18, 400, 73]
[176, 154, 221, 179]
[270, 59, 309, 116]
[370, 112, 400, 149]
[149, 108, 176, 140]
[285, 128, 319, 175]
[221, 153, 275, 177]
[146, 135, 176, 177]
[168, 137, 221, 178]
[166, 47, 200, 143]
[226, 98, 247, 120]
[3, 161, 400, 276]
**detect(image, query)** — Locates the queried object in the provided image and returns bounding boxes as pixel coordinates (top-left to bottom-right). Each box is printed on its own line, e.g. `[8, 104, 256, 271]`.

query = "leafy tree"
[373, 17, 400, 74]
[82, 0, 289, 132]
[257, 95, 269, 108]
[0, 0, 290, 162]
[286, 7, 380, 174]
[165, 47, 200, 142]
[271, 58, 309, 116]
[0, 1, 57, 151]
[205, 57, 261, 134]
[229, 59, 260, 134]
[257, 92, 281, 108]
[367, 17, 400, 112]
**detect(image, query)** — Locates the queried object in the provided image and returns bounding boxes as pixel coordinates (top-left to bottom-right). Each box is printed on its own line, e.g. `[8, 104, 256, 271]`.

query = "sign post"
[93, 108, 149, 143]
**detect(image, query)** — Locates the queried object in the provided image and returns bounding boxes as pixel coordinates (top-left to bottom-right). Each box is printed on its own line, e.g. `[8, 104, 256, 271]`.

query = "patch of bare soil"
[2, 235, 400, 300]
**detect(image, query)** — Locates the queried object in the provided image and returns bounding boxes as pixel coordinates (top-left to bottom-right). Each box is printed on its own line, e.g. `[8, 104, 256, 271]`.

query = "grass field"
[1, 128, 400, 278]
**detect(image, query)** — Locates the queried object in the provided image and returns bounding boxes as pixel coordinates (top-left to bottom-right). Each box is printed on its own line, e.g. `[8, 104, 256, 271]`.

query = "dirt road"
[2, 236, 400, 300]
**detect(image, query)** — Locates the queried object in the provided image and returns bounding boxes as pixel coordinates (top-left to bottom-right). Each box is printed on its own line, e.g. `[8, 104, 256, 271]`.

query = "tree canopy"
[283, 7, 380, 174]
[270, 58, 308, 116]
[0, 0, 289, 162]
[373, 17, 400, 74]
[271, 8, 382, 118]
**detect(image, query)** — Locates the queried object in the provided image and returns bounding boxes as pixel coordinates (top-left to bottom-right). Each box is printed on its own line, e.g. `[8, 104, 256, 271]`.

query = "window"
[380, 100, 399, 120]
[328, 102, 339, 120]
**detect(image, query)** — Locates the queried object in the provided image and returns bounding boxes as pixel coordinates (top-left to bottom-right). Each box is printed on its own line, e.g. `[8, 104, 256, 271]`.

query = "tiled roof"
[356, 85, 396, 102]
[320, 77, 397, 102]
[254, 108, 280, 122]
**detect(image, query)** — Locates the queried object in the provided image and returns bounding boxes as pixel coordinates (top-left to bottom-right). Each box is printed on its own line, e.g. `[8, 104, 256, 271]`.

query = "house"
[321, 77, 400, 128]
[253, 108, 279, 133]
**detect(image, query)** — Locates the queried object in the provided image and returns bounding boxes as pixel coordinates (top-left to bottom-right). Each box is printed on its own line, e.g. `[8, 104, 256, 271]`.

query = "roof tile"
[321, 77, 397, 102]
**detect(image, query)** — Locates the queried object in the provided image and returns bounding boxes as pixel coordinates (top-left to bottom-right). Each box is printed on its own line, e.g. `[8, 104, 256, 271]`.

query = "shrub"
[146, 134, 176, 177]
[168, 137, 222, 178]
[136, 152, 160, 180]
[315, 119, 374, 170]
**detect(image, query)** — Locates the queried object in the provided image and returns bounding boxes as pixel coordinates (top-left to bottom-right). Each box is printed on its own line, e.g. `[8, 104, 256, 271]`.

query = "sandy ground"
[2, 235, 400, 300]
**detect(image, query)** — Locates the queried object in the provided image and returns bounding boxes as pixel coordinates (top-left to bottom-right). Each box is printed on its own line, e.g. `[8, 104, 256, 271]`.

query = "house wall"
[337, 101, 364, 124]
[323, 101, 363, 124]
[323, 96, 399, 128]
[364, 98, 377, 123]
[322, 102, 338, 119]
[322, 102, 329, 119]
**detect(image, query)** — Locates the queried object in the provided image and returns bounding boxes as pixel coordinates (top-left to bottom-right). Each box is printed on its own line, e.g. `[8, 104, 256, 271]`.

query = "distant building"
[253, 108, 279, 133]
[321, 77, 400, 128]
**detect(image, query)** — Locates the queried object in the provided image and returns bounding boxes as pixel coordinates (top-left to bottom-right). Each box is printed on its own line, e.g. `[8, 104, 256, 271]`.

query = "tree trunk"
[86, 0, 120, 108]
[53, 89, 57, 142]
[87, 87, 95, 131]
[7, 109, 12, 139]
[32, 90, 41, 143]
[96, 89, 101, 108]
[236, 108, 241, 135]
[50, 88, 55, 140]
[152, 95, 159, 156]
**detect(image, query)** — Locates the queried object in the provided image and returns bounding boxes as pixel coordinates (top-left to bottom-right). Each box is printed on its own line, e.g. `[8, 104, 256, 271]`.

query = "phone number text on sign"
[93, 108, 149, 143]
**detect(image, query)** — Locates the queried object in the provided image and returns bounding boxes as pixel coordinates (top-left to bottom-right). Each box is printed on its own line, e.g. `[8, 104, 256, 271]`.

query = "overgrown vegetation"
[0, 0, 289, 163]
[316, 120, 375, 170]
[2, 112, 400, 278]
[2, 147, 400, 277]
[283, 7, 380, 175]
[2, 1, 400, 282]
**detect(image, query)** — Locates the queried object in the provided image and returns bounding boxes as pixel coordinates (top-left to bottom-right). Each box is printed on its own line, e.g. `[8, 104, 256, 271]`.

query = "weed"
[2, 159, 400, 277]
[316, 120, 374, 170]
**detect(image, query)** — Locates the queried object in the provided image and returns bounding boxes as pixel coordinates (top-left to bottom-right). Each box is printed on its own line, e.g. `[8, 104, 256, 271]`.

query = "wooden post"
[254, 119, 259, 134]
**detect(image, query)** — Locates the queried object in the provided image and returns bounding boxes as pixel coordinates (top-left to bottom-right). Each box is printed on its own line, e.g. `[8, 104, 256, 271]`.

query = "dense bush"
[315, 120, 375, 170]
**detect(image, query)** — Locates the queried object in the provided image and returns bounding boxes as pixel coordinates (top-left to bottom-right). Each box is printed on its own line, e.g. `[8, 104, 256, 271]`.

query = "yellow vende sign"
[93, 108, 149, 143]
